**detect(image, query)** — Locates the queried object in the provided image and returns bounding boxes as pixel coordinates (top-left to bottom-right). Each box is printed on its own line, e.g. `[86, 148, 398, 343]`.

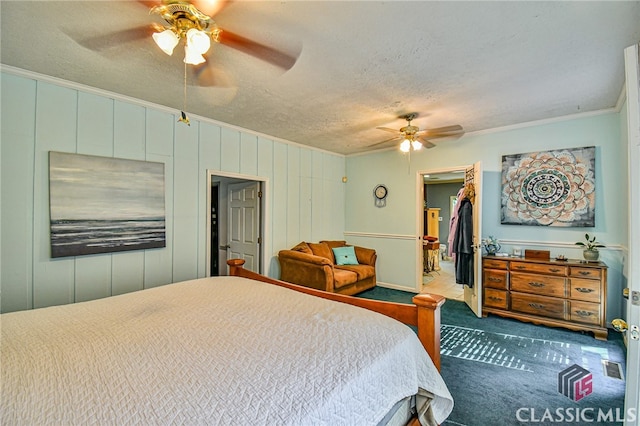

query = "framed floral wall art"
[501, 146, 596, 227]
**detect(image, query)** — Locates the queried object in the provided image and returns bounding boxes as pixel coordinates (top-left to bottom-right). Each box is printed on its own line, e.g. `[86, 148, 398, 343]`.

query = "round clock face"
[374, 185, 388, 200]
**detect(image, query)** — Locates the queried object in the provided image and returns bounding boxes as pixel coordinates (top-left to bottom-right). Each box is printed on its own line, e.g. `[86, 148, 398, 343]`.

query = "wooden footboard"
[227, 259, 445, 370]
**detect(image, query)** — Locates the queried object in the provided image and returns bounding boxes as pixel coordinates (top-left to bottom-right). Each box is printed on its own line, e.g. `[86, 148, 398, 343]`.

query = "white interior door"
[623, 42, 640, 426]
[228, 181, 261, 273]
[464, 161, 483, 317]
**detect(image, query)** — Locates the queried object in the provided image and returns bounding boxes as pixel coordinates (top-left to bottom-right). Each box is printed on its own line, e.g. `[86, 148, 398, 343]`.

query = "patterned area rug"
[441, 324, 577, 372]
[439, 301, 627, 426]
[355, 290, 628, 426]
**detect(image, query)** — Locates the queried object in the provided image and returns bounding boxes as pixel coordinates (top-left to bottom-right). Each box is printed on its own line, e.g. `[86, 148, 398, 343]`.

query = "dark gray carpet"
[357, 287, 628, 426]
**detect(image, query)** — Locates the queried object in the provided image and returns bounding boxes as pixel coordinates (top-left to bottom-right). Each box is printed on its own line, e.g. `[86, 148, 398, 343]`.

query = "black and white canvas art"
[49, 152, 166, 258]
[501, 146, 596, 227]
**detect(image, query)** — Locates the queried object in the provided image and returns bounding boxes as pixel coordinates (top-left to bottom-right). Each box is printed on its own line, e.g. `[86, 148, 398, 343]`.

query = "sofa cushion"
[332, 246, 359, 265]
[291, 241, 313, 255]
[308, 242, 335, 263]
[333, 268, 359, 289]
[335, 264, 376, 281]
[320, 240, 347, 249]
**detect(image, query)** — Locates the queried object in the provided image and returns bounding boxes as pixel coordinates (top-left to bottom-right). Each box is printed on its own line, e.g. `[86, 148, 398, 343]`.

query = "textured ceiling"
[1, 1, 639, 155]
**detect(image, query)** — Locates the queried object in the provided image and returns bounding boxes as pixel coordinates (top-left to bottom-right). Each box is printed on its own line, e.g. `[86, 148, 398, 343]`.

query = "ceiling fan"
[73, 0, 300, 125]
[148, 0, 299, 70]
[74, 1, 300, 82]
[371, 113, 464, 152]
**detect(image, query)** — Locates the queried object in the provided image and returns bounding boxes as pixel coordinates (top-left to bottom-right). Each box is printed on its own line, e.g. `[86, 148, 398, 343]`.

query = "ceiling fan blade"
[417, 137, 437, 149]
[137, 0, 161, 9]
[417, 125, 465, 138]
[192, 61, 235, 88]
[376, 127, 401, 134]
[368, 136, 401, 148]
[67, 26, 153, 52]
[218, 29, 300, 70]
[192, 0, 231, 17]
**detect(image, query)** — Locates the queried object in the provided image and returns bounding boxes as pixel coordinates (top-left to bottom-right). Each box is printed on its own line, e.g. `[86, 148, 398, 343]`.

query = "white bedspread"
[1, 276, 453, 425]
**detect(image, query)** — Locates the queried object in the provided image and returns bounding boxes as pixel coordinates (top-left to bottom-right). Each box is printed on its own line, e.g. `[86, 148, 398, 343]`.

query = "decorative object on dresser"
[575, 233, 605, 262]
[482, 256, 608, 340]
[481, 235, 501, 255]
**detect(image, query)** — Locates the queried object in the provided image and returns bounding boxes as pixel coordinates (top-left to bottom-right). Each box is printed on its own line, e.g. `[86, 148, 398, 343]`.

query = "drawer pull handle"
[549, 268, 561, 272]
[488, 277, 502, 282]
[578, 271, 592, 276]
[515, 265, 526, 269]
[488, 296, 503, 302]
[528, 282, 545, 288]
[576, 288, 594, 293]
[575, 310, 594, 317]
[529, 303, 545, 310]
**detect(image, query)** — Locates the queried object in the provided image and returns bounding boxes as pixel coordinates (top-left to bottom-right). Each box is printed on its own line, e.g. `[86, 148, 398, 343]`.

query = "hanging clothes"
[447, 186, 466, 258]
[453, 195, 474, 287]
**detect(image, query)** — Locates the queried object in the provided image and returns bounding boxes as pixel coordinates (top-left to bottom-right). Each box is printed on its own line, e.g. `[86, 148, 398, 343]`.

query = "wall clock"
[373, 184, 388, 207]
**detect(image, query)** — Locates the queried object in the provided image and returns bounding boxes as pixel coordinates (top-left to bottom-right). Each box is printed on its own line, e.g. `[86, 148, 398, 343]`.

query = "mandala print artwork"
[501, 146, 595, 227]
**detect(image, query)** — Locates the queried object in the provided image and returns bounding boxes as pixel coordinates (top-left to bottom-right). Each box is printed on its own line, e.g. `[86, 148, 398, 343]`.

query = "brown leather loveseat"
[277, 240, 377, 295]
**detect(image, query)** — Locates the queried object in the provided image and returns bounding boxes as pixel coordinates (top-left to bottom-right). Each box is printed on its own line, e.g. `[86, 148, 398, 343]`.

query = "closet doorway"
[417, 163, 483, 316]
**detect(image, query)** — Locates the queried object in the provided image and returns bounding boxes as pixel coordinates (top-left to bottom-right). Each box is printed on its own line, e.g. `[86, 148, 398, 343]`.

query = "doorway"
[421, 170, 465, 301]
[206, 171, 268, 276]
[417, 162, 483, 317]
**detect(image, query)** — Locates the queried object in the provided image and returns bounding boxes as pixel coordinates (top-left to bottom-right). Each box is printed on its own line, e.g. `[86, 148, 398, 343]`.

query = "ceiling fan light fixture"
[186, 28, 211, 55]
[400, 139, 411, 152]
[184, 43, 206, 65]
[411, 140, 423, 151]
[153, 29, 179, 55]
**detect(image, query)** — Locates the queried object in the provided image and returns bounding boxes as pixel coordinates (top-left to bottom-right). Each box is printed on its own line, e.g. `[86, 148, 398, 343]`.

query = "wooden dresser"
[482, 256, 608, 340]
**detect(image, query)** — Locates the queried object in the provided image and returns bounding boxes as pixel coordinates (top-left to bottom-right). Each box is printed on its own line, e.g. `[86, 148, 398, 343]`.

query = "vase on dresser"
[583, 249, 600, 262]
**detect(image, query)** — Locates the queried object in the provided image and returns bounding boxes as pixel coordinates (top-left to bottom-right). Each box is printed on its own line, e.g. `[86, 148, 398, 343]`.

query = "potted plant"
[575, 233, 604, 261]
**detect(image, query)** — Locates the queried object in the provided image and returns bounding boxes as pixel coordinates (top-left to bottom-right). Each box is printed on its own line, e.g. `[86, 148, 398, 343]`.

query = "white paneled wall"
[0, 70, 345, 313]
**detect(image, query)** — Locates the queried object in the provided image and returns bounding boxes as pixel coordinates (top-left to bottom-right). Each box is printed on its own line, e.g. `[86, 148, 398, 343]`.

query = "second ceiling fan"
[372, 113, 464, 152]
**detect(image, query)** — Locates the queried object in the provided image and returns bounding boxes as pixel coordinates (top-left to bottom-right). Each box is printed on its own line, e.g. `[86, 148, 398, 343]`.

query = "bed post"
[412, 293, 445, 371]
[227, 258, 246, 276]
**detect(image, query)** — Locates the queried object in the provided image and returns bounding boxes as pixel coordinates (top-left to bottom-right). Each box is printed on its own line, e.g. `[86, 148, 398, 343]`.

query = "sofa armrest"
[278, 250, 335, 292]
[354, 246, 377, 266]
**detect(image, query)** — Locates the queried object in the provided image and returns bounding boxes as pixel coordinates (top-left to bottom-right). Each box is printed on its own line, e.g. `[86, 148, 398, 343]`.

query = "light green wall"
[0, 70, 346, 313]
[346, 111, 628, 323]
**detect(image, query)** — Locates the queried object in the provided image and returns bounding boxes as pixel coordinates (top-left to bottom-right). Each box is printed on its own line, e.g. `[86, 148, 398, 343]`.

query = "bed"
[1, 259, 453, 425]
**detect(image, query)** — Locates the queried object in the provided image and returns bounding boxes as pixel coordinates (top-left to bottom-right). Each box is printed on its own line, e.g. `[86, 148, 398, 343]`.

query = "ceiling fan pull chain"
[179, 61, 190, 126]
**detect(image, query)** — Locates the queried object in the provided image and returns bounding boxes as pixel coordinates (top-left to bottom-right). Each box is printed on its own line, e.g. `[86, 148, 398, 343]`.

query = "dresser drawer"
[569, 278, 601, 303]
[511, 261, 567, 276]
[484, 269, 508, 290]
[511, 273, 566, 297]
[570, 266, 602, 279]
[511, 293, 566, 320]
[569, 301, 601, 325]
[483, 258, 509, 270]
[484, 288, 508, 309]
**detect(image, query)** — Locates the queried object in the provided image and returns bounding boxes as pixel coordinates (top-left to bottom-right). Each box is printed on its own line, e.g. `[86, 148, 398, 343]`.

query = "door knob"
[611, 319, 628, 332]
